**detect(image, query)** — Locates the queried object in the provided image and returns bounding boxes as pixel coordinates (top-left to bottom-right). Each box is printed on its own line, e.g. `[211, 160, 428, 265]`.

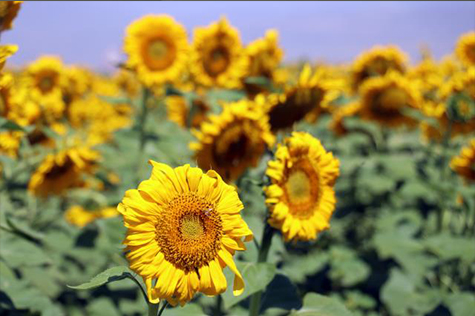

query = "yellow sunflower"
[25, 56, 66, 102]
[65, 205, 119, 228]
[0, 1, 22, 32]
[263, 64, 340, 131]
[166, 95, 210, 129]
[352, 45, 407, 92]
[113, 69, 140, 99]
[124, 15, 188, 87]
[0, 131, 23, 158]
[358, 71, 421, 128]
[455, 32, 475, 67]
[450, 139, 475, 182]
[190, 99, 275, 182]
[118, 162, 253, 305]
[28, 146, 99, 197]
[0, 72, 13, 117]
[62, 66, 93, 105]
[0, 44, 18, 71]
[264, 132, 339, 242]
[329, 102, 362, 136]
[190, 17, 247, 89]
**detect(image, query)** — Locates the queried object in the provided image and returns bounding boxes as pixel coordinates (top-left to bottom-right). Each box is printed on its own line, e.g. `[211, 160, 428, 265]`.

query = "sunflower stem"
[157, 300, 169, 316]
[138, 87, 151, 153]
[148, 302, 159, 316]
[437, 119, 453, 232]
[249, 222, 274, 316]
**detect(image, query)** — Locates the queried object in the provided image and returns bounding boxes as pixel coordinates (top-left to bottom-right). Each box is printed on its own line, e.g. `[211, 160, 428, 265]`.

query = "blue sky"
[3, 1, 475, 72]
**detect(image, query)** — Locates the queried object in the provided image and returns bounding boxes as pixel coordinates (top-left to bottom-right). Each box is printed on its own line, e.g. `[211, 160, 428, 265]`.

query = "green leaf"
[424, 233, 475, 263]
[0, 231, 51, 267]
[290, 293, 353, 316]
[166, 303, 208, 316]
[221, 262, 277, 309]
[68, 266, 134, 290]
[444, 292, 475, 316]
[261, 273, 302, 312]
[0, 117, 26, 131]
[87, 297, 121, 316]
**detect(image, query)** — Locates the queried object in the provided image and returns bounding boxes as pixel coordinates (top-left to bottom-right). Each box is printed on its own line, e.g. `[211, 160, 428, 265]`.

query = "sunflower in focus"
[450, 139, 475, 182]
[190, 99, 275, 182]
[28, 146, 100, 197]
[455, 32, 475, 67]
[358, 71, 421, 128]
[264, 64, 340, 131]
[119, 162, 253, 305]
[124, 15, 188, 88]
[166, 95, 210, 129]
[352, 45, 407, 92]
[0, 45, 18, 71]
[190, 17, 247, 89]
[65, 205, 119, 228]
[0, 1, 22, 32]
[264, 132, 339, 242]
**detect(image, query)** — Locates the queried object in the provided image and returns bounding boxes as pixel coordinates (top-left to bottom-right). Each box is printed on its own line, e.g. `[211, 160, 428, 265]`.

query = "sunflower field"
[1, 2, 475, 316]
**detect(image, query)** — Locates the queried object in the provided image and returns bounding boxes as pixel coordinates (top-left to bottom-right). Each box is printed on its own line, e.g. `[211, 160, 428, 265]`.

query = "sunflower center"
[0, 2, 8, 17]
[284, 159, 320, 219]
[204, 46, 230, 77]
[38, 75, 55, 93]
[181, 214, 204, 240]
[47, 157, 75, 180]
[212, 124, 249, 168]
[156, 193, 222, 271]
[380, 87, 407, 109]
[0, 93, 6, 116]
[144, 37, 176, 71]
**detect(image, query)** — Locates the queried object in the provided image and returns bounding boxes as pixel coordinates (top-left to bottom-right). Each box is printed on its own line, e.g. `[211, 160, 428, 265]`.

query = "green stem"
[157, 301, 169, 316]
[437, 119, 453, 232]
[148, 303, 159, 316]
[249, 222, 274, 316]
[138, 87, 151, 153]
[215, 294, 224, 316]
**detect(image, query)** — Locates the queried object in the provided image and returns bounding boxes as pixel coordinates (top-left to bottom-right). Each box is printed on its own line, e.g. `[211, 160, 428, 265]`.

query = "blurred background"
[3, 1, 475, 72]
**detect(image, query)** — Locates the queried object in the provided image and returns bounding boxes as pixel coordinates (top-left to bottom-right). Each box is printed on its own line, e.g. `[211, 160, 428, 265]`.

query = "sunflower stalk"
[437, 118, 453, 232]
[148, 302, 159, 316]
[249, 221, 274, 316]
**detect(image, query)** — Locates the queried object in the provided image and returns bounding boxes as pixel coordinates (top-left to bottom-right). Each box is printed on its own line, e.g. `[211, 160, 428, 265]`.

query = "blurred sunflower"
[166, 95, 210, 129]
[244, 29, 283, 96]
[28, 146, 99, 197]
[190, 99, 275, 182]
[455, 31, 475, 67]
[352, 45, 407, 92]
[190, 17, 247, 89]
[119, 162, 253, 305]
[329, 102, 362, 136]
[0, 72, 13, 117]
[113, 69, 140, 99]
[450, 139, 475, 182]
[0, 131, 23, 158]
[0, 45, 18, 71]
[0, 1, 22, 32]
[264, 132, 339, 242]
[358, 71, 421, 127]
[65, 205, 119, 228]
[264, 64, 339, 131]
[62, 66, 92, 106]
[124, 15, 188, 87]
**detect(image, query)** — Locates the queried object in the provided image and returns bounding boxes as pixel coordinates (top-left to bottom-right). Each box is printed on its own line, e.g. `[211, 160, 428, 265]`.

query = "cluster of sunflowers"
[1, 4, 475, 316]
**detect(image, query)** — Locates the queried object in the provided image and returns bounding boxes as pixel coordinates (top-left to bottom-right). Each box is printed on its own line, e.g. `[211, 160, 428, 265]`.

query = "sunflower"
[124, 15, 188, 87]
[166, 95, 210, 129]
[263, 64, 340, 131]
[329, 102, 362, 136]
[28, 146, 99, 197]
[455, 32, 475, 67]
[190, 99, 275, 182]
[118, 162, 253, 305]
[351, 45, 407, 92]
[0, 131, 23, 158]
[62, 66, 93, 106]
[358, 71, 421, 128]
[0, 44, 18, 71]
[113, 69, 140, 98]
[190, 17, 247, 89]
[264, 132, 339, 242]
[25, 56, 66, 103]
[0, 72, 13, 117]
[450, 139, 475, 182]
[65, 205, 119, 228]
[0, 1, 22, 32]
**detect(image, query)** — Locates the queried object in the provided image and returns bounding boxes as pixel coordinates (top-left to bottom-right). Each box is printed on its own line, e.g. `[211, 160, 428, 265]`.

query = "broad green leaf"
[424, 233, 475, 263]
[261, 273, 302, 312]
[445, 292, 475, 316]
[0, 231, 51, 267]
[222, 262, 277, 309]
[290, 293, 353, 316]
[68, 266, 134, 290]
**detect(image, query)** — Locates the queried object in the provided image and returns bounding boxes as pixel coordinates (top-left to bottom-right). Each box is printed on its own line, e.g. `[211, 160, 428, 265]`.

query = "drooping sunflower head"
[28, 146, 100, 197]
[264, 132, 340, 242]
[450, 139, 475, 182]
[190, 99, 275, 182]
[190, 17, 247, 89]
[352, 45, 407, 92]
[26, 55, 66, 101]
[455, 31, 475, 67]
[358, 71, 421, 128]
[118, 162, 253, 305]
[166, 95, 210, 129]
[0, 1, 22, 32]
[0, 45, 18, 71]
[264, 65, 339, 131]
[124, 15, 188, 87]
